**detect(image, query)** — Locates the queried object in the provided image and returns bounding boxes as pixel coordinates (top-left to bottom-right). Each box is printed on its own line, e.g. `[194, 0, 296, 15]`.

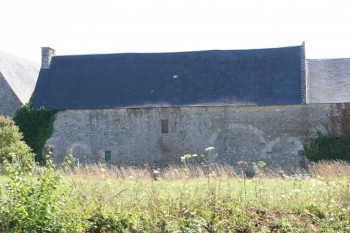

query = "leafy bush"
[304, 132, 350, 162]
[0, 155, 87, 232]
[87, 210, 131, 232]
[13, 98, 57, 163]
[0, 115, 34, 169]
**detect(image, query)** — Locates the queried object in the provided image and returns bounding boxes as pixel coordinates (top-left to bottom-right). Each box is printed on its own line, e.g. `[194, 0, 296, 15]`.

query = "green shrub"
[13, 97, 57, 164]
[304, 132, 350, 161]
[87, 210, 131, 232]
[0, 115, 34, 170]
[0, 155, 87, 232]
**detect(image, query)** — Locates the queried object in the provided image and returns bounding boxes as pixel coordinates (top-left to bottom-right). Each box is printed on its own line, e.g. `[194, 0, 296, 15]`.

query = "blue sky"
[1, 0, 349, 63]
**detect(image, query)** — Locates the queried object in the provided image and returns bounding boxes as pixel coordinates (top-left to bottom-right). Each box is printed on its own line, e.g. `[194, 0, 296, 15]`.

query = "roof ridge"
[52, 45, 303, 59]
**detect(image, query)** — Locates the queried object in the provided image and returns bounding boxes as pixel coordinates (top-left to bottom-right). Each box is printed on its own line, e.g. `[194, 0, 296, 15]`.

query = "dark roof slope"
[307, 59, 350, 103]
[33, 45, 304, 110]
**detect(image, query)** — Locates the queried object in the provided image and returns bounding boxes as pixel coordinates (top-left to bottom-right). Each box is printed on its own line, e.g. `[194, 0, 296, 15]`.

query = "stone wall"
[0, 73, 21, 117]
[46, 104, 331, 170]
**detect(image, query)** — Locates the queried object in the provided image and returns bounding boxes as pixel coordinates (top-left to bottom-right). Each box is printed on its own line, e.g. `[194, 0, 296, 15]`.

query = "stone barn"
[33, 44, 339, 169]
[0, 51, 40, 116]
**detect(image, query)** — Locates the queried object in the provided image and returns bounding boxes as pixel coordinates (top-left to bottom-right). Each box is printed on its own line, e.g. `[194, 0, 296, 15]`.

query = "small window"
[161, 119, 168, 133]
[105, 151, 111, 161]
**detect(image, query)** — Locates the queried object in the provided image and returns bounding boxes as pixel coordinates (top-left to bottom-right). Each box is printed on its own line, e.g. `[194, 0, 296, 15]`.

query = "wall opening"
[161, 119, 168, 133]
[105, 151, 111, 162]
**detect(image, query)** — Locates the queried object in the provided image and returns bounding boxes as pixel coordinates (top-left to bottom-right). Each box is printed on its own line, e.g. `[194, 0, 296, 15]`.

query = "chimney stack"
[41, 47, 56, 69]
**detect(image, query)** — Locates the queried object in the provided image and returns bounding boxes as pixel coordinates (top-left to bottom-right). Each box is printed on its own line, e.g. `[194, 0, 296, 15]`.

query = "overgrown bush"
[0, 115, 34, 170]
[305, 103, 350, 161]
[0, 155, 87, 232]
[13, 97, 57, 163]
[304, 132, 350, 162]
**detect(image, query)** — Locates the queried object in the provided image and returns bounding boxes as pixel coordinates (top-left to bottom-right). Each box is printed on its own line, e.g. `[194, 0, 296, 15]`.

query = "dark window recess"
[161, 119, 168, 133]
[105, 151, 111, 161]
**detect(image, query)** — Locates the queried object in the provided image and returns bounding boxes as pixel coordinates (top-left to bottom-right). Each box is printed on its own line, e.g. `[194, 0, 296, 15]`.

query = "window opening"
[161, 119, 168, 133]
[105, 151, 111, 161]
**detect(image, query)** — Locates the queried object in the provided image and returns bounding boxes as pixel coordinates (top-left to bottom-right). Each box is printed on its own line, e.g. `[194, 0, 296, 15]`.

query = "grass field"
[1, 161, 350, 232]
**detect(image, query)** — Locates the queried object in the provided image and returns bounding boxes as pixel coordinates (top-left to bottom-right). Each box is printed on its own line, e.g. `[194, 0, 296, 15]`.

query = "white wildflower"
[153, 170, 160, 174]
[205, 147, 215, 151]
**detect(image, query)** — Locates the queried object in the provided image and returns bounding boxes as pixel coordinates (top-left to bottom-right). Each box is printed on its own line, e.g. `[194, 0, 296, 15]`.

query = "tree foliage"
[13, 98, 57, 163]
[0, 115, 34, 169]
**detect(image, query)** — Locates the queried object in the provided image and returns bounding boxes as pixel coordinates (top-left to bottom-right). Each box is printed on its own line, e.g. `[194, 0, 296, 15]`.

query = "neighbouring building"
[0, 51, 40, 116]
[306, 58, 350, 103]
[32, 44, 347, 170]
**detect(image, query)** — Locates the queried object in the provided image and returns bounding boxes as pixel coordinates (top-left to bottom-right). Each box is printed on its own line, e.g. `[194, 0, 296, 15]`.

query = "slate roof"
[33, 45, 304, 110]
[0, 51, 40, 103]
[307, 59, 350, 103]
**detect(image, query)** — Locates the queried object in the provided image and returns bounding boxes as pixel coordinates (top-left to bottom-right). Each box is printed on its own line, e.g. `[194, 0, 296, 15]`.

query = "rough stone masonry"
[46, 103, 330, 170]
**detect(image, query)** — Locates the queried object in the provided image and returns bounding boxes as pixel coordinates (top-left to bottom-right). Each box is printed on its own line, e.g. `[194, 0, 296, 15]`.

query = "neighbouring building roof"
[33, 45, 305, 110]
[0, 51, 40, 104]
[307, 59, 350, 103]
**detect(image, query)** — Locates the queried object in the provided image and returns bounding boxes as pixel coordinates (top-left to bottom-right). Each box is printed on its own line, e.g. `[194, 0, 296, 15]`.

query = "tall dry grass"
[160, 164, 241, 180]
[62, 160, 350, 181]
[308, 160, 350, 178]
[67, 163, 154, 180]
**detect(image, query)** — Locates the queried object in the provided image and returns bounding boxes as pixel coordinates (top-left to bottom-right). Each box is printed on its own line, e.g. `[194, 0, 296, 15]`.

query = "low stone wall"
[46, 104, 331, 170]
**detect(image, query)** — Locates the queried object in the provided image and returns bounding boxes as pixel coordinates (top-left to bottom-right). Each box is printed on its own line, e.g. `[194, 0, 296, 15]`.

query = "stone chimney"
[41, 47, 56, 69]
